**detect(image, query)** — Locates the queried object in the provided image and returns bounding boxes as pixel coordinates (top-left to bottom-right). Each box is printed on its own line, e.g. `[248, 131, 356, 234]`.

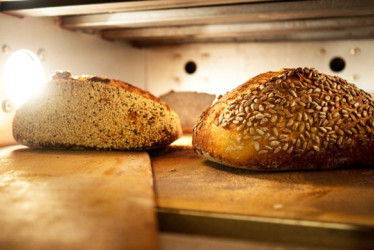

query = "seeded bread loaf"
[13, 71, 182, 150]
[192, 67, 374, 171]
[159, 91, 216, 133]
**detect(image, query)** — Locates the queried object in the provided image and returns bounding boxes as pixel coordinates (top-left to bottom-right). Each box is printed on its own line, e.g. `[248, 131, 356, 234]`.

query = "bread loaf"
[159, 91, 216, 133]
[192, 68, 374, 170]
[13, 71, 182, 150]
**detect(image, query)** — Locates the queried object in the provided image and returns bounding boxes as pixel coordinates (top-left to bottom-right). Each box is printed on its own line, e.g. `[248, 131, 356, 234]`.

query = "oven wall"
[0, 14, 146, 85]
[1, 13, 374, 146]
[146, 41, 374, 97]
[0, 14, 145, 146]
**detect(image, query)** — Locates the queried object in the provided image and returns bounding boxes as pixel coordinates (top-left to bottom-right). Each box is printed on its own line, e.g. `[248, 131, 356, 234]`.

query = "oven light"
[2, 49, 46, 108]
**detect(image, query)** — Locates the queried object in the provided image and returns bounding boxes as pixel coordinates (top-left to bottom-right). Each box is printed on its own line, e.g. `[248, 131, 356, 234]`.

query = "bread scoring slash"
[192, 67, 374, 171]
[13, 71, 182, 150]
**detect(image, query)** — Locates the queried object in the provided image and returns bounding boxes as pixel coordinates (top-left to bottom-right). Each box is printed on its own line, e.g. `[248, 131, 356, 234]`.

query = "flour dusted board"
[0, 145, 158, 250]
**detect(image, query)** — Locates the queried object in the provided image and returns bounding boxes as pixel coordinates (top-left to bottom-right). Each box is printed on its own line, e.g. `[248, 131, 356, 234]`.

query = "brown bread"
[13, 71, 182, 150]
[193, 68, 374, 170]
[159, 91, 216, 133]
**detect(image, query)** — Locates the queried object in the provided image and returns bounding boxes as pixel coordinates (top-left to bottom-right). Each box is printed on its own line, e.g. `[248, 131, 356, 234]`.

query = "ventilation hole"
[185, 61, 197, 74]
[329, 57, 346, 72]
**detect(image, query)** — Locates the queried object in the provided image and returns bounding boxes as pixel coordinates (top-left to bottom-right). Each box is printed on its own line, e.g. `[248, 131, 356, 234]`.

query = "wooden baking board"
[150, 142, 374, 247]
[0, 145, 158, 250]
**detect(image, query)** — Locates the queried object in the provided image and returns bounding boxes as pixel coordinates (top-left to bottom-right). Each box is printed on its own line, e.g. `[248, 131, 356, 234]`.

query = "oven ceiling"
[1, 0, 374, 46]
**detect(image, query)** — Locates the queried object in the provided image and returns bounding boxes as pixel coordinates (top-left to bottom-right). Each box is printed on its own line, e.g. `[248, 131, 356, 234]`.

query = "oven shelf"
[1, 0, 374, 46]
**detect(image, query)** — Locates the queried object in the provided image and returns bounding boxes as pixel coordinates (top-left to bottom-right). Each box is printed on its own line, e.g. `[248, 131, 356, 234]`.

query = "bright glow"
[2, 49, 46, 108]
[171, 135, 192, 146]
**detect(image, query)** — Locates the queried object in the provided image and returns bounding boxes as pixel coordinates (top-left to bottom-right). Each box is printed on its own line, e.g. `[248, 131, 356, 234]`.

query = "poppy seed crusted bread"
[13, 71, 182, 150]
[192, 67, 374, 171]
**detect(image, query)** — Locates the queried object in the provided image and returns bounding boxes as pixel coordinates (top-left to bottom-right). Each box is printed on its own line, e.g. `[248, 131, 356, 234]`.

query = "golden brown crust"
[13, 71, 182, 150]
[192, 68, 374, 170]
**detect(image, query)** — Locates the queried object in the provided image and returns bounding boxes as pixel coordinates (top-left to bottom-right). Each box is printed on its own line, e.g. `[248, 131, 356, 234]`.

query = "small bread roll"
[192, 68, 374, 170]
[13, 71, 182, 150]
[159, 91, 216, 133]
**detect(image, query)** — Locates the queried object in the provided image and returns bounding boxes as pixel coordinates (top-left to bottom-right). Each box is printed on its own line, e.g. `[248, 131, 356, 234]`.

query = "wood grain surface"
[0, 145, 158, 250]
[151, 145, 374, 227]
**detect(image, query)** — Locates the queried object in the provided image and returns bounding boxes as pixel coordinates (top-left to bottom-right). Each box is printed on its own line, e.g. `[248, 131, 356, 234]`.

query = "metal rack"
[2, 0, 374, 46]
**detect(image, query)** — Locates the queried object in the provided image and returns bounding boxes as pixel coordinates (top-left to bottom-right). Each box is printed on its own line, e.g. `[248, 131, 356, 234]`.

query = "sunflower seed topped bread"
[192, 67, 374, 171]
[13, 71, 182, 150]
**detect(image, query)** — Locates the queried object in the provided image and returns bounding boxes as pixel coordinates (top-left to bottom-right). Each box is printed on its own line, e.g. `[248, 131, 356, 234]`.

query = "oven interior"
[0, 1, 374, 249]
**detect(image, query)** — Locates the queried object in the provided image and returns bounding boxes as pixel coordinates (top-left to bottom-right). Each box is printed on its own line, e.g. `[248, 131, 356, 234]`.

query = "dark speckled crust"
[13, 71, 182, 150]
[193, 68, 374, 171]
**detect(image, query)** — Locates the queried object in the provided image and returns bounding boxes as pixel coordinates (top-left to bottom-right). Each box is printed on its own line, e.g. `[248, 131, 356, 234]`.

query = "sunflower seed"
[270, 141, 280, 147]
[256, 128, 265, 135]
[286, 119, 294, 127]
[273, 127, 279, 137]
[319, 127, 327, 133]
